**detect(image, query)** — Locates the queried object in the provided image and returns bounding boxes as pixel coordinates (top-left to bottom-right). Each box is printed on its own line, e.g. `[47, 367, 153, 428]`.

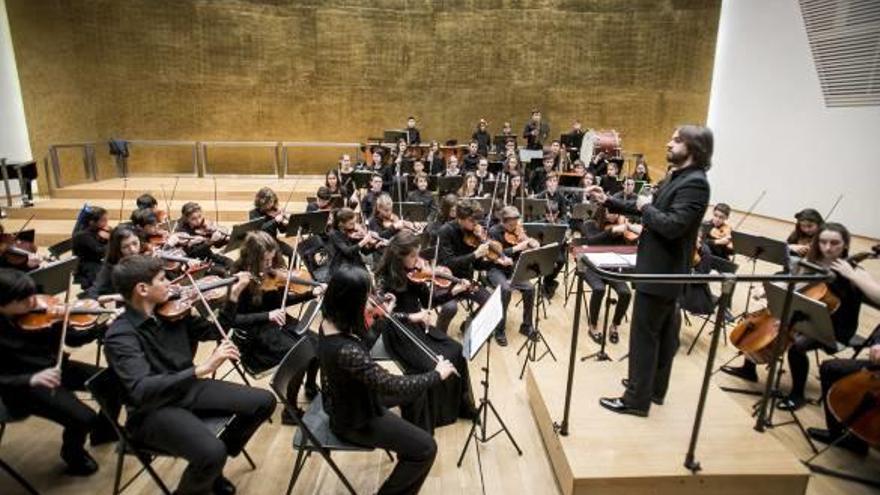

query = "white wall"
[0, 0, 31, 163]
[708, 0, 880, 239]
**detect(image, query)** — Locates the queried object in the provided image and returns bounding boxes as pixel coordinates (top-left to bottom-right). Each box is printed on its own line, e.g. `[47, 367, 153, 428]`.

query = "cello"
[827, 367, 880, 447]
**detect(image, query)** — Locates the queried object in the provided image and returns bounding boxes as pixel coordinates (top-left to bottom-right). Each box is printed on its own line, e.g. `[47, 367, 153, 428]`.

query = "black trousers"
[437, 286, 491, 335]
[623, 291, 681, 410]
[486, 268, 535, 334]
[4, 359, 116, 455]
[819, 358, 869, 449]
[582, 268, 631, 327]
[337, 411, 437, 495]
[130, 379, 275, 495]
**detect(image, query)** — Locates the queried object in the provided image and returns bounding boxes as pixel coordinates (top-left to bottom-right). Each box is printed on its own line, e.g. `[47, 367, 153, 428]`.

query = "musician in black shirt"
[406, 172, 437, 219]
[522, 109, 549, 150]
[600, 161, 623, 196]
[528, 155, 554, 195]
[472, 119, 491, 156]
[487, 207, 539, 339]
[425, 141, 444, 175]
[72, 206, 109, 290]
[105, 256, 274, 495]
[405, 116, 421, 145]
[462, 141, 481, 173]
[318, 267, 455, 495]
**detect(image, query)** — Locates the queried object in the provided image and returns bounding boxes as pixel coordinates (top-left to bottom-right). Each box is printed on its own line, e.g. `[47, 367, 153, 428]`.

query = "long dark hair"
[322, 266, 371, 335]
[677, 125, 714, 170]
[374, 231, 420, 293]
[232, 231, 284, 306]
[106, 227, 139, 265]
[806, 222, 849, 263]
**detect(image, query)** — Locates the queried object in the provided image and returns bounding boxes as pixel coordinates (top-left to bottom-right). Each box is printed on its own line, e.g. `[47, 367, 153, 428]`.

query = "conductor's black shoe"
[620, 379, 664, 405]
[807, 427, 869, 456]
[213, 475, 236, 495]
[720, 365, 758, 383]
[598, 397, 648, 417]
[304, 382, 319, 401]
[61, 448, 98, 476]
[776, 395, 806, 412]
[494, 333, 508, 347]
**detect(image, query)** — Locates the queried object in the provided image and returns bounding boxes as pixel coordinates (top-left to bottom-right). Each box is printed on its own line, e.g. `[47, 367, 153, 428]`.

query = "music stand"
[494, 135, 516, 150]
[293, 298, 323, 336]
[393, 202, 429, 222]
[222, 218, 263, 253]
[457, 287, 522, 484]
[731, 231, 789, 318]
[285, 211, 330, 237]
[437, 175, 463, 195]
[29, 256, 79, 295]
[383, 130, 407, 143]
[512, 244, 561, 379]
[487, 161, 503, 175]
[523, 222, 567, 247]
[519, 149, 542, 163]
[351, 170, 376, 190]
[521, 199, 547, 222]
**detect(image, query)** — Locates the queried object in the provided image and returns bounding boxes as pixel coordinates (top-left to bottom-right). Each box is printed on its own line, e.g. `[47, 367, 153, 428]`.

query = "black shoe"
[304, 382, 319, 401]
[588, 329, 602, 345]
[460, 402, 479, 421]
[807, 427, 869, 456]
[609, 330, 619, 344]
[494, 333, 508, 347]
[281, 407, 304, 425]
[90, 426, 118, 447]
[213, 475, 236, 495]
[720, 365, 758, 383]
[599, 397, 648, 417]
[619, 379, 664, 405]
[61, 448, 99, 476]
[544, 280, 559, 299]
[519, 325, 533, 337]
[776, 395, 806, 412]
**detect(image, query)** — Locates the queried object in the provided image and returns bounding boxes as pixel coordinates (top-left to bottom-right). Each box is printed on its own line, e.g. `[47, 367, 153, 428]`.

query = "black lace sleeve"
[337, 341, 439, 397]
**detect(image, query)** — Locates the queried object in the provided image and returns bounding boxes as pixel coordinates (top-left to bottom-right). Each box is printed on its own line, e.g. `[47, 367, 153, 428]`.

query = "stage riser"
[50, 189, 314, 202]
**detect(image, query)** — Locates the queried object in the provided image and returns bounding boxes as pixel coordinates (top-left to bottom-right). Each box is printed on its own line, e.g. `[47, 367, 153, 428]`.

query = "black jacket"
[605, 166, 710, 298]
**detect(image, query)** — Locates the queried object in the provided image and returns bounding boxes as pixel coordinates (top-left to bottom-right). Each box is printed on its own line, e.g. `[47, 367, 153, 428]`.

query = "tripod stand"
[458, 288, 522, 493]
[513, 244, 561, 379]
[581, 289, 616, 362]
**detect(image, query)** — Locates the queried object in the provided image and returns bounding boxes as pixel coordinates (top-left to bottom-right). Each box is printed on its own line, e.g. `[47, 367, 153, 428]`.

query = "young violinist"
[436, 199, 503, 343]
[72, 205, 109, 290]
[786, 208, 824, 258]
[600, 161, 623, 196]
[424, 193, 457, 248]
[104, 256, 274, 495]
[722, 223, 880, 411]
[0, 269, 119, 475]
[0, 223, 42, 271]
[230, 231, 323, 421]
[326, 168, 357, 208]
[135, 193, 159, 213]
[457, 172, 483, 199]
[250, 186, 295, 261]
[306, 186, 334, 213]
[87, 227, 143, 298]
[406, 172, 437, 218]
[175, 202, 233, 272]
[130, 208, 170, 251]
[327, 207, 382, 274]
[528, 154, 554, 195]
[425, 140, 444, 176]
[533, 172, 569, 222]
[579, 205, 637, 344]
[487, 206, 539, 339]
[361, 174, 384, 220]
[701, 202, 734, 259]
[462, 140, 481, 173]
[317, 267, 455, 495]
[373, 231, 477, 430]
[369, 194, 413, 240]
[443, 155, 462, 177]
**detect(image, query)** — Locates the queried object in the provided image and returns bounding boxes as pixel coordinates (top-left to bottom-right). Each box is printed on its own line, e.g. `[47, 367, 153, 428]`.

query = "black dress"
[378, 276, 475, 432]
[72, 229, 107, 289]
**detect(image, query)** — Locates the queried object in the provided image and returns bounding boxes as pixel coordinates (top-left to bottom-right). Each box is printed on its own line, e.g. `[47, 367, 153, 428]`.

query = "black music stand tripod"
[580, 274, 618, 362]
[513, 244, 560, 379]
[457, 287, 522, 494]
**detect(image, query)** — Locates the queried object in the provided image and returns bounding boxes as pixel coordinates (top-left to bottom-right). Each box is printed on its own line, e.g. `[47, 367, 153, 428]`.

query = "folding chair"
[0, 397, 39, 495]
[686, 255, 739, 355]
[86, 369, 256, 495]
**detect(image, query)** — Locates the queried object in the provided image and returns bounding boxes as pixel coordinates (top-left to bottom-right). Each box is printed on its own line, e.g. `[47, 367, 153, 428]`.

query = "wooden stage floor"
[1, 176, 878, 494]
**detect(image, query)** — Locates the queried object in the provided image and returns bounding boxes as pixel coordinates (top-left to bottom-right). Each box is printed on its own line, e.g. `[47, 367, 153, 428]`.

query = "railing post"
[49, 146, 62, 188]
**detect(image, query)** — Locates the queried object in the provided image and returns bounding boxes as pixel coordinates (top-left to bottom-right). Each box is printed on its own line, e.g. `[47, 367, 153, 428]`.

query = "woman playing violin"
[325, 169, 358, 208]
[87, 227, 143, 298]
[251, 186, 295, 261]
[701, 202, 734, 259]
[723, 223, 880, 411]
[487, 206, 539, 340]
[175, 202, 233, 272]
[328, 207, 383, 275]
[369, 194, 419, 240]
[786, 208, 823, 258]
[230, 231, 322, 421]
[0, 269, 119, 475]
[72, 205, 109, 290]
[374, 232, 477, 430]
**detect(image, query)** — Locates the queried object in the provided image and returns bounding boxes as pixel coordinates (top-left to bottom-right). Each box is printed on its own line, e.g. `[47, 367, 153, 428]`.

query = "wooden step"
[2, 218, 243, 245]
[49, 176, 325, 201]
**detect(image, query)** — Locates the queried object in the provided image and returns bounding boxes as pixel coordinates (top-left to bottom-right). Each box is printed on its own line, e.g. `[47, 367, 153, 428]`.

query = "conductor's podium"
[527, 359, 809, 495]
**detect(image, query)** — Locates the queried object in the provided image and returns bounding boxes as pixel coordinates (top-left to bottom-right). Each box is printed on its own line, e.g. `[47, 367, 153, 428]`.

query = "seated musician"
[487, 206, 539, 339]
[472, 119, 491, 157]
[175, 202, 233, 272]
[326, 169, 357, 208]
[406, 172, 437, 219]
[424, 193, 457, 248]
[808, 343, 880, 456]
[0, 269, 118, 476]
[527, 154, 554, 195]
[436, 199, 501, 343]
[600, 161, 623, 196]
[534, 172, 570, 222]
[632, 159, 652, 183]
[549, 140, 563, 169]
[392, 139, 414, 174]
[230, 232, 322, 422]
[130, 208, 169, 250]
[475, 157, 495, 190]
[251, 186, 296, 261]
[612, 177, 640, 223]
[72, 205, 109, 290]
[135, 193, 159, 214]
[87, 227, 143, 298]
[327, 207, 383, 274]
[443, 155, 462, 177]
[462, 140, 481, 173]
[580, 205, 638, 344]
[505, 171, 527, 206]
[317, 267, 455, 495]
[722, 223, 878, 411]
[305, 186, 334, 213]
[374, 232, 477, 430]
[588, 150, 609, 176]
[104, 256, 274, 495]
[368, 194, 413, 240]
[787, 208, 823, 258]
[0, 223, 41, 271]
[457, 172, 483, 199]
[701, 203, 734, 259]
[538, 201, 569, 299]
[425, 141, 444, 176]
[502, 154, 521, 177]
[361, 174, 384, 219]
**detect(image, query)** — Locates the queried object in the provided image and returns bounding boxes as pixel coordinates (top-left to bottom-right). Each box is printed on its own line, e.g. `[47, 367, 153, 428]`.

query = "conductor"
[585, 125, 712, 417]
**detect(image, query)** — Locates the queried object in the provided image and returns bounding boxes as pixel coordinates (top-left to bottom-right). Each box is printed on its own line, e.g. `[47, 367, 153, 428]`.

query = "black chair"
[86, 369, 256, 495]
[271, 339, 378, 495]
[686, 255, 739, 355]
[0, 397, 39, 495]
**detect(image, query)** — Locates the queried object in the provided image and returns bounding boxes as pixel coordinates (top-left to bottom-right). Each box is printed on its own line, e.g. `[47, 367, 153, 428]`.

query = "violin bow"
[733, 189, 767, 231]
[168, 176, 181, 232]
[119, 177, 128, 223]
[424, 237, 441, 332]
[159, 184, 173, 231]
[12, 214, 35, 241]
[278, 227, 301, 322]
[185, 271, 232, 341]
[55, 273, 75, 370]
[824, 194, 843, 221]
[212, 177, 220, 225]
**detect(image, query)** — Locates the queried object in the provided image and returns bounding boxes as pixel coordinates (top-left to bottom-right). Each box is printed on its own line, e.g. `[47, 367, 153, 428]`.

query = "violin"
[0, 233, 44, 269]
[709, 223, 732, 242]
[97, 226, 111, 241]
[258, 268, 322, 296]
[192, 220, 230, 242]
[407, 259, 472, 291]
[157, 275, 239, 320]
[503, 223, 540, 249]
[827, 367, 880, 447]
[463, 224, 504, 261]
[155, 249, 210, 273]
[17, 295, 120, 331]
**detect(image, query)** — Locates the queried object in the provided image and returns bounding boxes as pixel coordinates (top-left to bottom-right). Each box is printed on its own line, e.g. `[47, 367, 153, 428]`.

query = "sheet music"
[462, 287, 504, 360]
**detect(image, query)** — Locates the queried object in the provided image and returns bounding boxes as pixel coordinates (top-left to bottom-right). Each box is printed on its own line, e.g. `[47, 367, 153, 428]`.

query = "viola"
[503, 223, 540, 249]
[155, 248, 210, 273]
[258, 268, 322, 296]
[827, 368, 880, 447]
[0, 233, 43, 268]
[192, 220, 230, 242]
[407, 261, 471, 290]
[463, 224, 504, 261]
[157, 275, 239, 320]
[17, 295, 120, 331]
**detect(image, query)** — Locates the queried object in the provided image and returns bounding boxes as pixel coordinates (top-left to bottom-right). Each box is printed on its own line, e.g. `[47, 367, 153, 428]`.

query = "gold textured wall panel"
[7, 0, 720, 189]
